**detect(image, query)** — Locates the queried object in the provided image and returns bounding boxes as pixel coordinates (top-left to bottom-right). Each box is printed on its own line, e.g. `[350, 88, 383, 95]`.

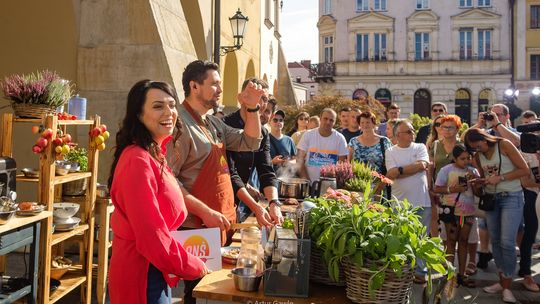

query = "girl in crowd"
[289, 111, 309, 143]
[464, 128, 528, 303]
[348, 111, 392, 196]
[108, 80, 208, 304]
[434, 144, 480, 288]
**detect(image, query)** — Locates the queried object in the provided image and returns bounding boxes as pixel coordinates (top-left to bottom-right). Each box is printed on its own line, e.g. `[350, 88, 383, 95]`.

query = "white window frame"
[356, 33, 369, 61]
[323, 0, 332, 15]
[477, 0, 491, 7]
[459, 30, 473, 60]
[324, 35, 334, 63]
[374, 33, 387, 61]
[374, 0, 387, 11]
[415, 32, 430, 60]
[477, 29, 492, 59]
[459, 0, 472, 8]
[416, 0, 429, 10]
[356, 0, 369, 12]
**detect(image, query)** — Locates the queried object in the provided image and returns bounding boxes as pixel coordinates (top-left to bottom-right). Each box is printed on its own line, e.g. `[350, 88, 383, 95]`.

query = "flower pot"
[12, 103, 56, 119]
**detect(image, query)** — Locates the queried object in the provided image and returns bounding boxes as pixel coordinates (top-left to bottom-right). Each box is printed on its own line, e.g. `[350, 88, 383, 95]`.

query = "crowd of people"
[105, 59, 540, 304]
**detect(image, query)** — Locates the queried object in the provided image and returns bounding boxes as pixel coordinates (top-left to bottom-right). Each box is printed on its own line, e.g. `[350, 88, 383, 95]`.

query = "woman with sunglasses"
[464, 128, 528, 303]
[289, 112, 310, 144]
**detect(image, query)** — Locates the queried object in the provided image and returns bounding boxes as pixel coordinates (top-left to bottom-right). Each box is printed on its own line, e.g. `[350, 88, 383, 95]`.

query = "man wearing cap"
[223, 78, 284, 227]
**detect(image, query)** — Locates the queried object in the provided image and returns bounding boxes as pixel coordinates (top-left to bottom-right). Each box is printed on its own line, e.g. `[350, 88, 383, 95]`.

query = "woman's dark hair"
[357, 110, 377, 125]
[108, 80, 182, 188]
[452, 144, 469, 159]
[463, 128, 499, 153]
[287, 111, 309, 136]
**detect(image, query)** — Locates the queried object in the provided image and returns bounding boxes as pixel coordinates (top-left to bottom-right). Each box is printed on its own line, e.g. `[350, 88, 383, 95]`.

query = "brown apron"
[184, 102, 236, 245]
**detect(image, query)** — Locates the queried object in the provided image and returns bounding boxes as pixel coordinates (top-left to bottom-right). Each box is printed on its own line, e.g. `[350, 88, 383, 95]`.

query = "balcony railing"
[310, 62, 336, 82]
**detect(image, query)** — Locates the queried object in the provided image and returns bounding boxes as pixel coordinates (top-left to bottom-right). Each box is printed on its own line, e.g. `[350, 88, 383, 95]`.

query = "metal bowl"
[0, 209, 16, 225]
[53, 202, 80, 219]
[21, 168, 39, 178]
[231, 268, 263, 292]
[55, 161, 71, 176]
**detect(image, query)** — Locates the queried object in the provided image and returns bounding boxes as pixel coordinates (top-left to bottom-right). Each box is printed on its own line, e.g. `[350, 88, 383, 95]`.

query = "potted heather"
[1, 70, 72, 118]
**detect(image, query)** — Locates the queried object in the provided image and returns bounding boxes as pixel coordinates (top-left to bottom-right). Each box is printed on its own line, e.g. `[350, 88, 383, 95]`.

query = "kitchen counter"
[193, 266, 351, 304]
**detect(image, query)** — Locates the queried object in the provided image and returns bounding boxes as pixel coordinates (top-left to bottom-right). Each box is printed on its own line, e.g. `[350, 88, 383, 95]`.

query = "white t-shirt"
[385, 143, 431, 207]
[297, 128, 348, 182]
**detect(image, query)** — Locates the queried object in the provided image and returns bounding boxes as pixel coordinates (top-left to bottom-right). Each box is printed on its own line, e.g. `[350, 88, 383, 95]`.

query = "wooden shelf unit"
[1, 113, 101, 304]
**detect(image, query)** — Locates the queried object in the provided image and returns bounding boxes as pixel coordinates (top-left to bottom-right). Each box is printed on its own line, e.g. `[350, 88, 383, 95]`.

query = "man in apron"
[167, 60, 264, 304]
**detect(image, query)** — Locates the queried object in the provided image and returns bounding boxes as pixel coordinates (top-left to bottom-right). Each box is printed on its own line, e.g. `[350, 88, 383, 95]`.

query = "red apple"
[53, 138, 63, 146]
[62, 134, 72, 144]
[99, 124, 108, 133]
[70, 114, 77, 120]
[32, 145, 43, 154]
[41, 128, 53, 139]
[36, 137, 48, 148]
[91, 127, 102, 137]
[31, 126, 40, 134]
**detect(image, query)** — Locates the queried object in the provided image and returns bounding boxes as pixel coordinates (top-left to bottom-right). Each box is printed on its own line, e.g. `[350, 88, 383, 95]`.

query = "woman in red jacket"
[108, 80, 208, 304]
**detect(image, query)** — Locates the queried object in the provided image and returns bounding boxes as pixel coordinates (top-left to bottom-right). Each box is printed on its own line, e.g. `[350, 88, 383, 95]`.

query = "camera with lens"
[517, 122, 540, 153]
[483, 113, 494, 121]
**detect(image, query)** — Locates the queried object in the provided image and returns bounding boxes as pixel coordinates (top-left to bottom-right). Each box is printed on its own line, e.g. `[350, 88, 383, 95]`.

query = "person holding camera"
[434, 144, 481, 288]
[464, 128, 528, 303]
[472, 104, 520, 147]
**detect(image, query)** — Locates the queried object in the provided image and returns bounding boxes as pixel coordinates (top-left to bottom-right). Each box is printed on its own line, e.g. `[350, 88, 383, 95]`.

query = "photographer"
[472, 104, 520, 148]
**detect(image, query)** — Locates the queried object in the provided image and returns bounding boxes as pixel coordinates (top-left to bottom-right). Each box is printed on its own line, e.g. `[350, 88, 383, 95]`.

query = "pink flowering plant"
[320, 161, 353, 189]
[1, 70, 72, 107]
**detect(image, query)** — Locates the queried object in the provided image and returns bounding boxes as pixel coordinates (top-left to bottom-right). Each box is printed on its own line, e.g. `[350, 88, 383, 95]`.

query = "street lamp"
[532, 87, 540, 96]
[220, 9, 249, 55]
[504, 87, 519, 104]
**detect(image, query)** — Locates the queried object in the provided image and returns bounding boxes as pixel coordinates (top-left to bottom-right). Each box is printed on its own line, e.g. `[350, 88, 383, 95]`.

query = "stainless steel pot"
[277, 177, 310, 199]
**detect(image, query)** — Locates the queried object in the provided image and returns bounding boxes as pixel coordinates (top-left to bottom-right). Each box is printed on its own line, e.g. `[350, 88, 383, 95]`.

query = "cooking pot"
[311, 177, 337, 197]
[277, 177, 310, 199]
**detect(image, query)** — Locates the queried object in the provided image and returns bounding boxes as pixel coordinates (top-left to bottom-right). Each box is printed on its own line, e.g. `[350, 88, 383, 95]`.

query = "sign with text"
[171, 228, 222, 271]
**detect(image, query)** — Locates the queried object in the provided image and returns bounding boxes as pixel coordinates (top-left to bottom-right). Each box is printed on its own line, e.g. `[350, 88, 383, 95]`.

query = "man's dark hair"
[522, 110, 537, 119]
[388, 103, 400, 111]
[182, 60, 219, 97]
[241, 77, 269, 91]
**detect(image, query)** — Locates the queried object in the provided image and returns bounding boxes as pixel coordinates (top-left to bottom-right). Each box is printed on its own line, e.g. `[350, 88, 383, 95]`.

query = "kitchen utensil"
[231, 267, 263, 292]
[53, 203, 80, 219]
[221, 246, 241, 265]
[21, 168, 39, 178]
[311, 177, 337, 197]
[16, 204, 45, 216]
[0, 210, 15, 225]
[55, 161, 71, 176]
[277, 178, 311, 199]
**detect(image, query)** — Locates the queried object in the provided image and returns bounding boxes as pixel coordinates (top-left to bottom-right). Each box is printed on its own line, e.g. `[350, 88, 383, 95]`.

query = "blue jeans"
[415, 207, 432, 275]
[484, 191, 524, 278]
[147, 263, 171, 304]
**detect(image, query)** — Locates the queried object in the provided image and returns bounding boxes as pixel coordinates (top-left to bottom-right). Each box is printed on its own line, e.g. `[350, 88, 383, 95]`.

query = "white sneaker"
[502, 289, 517, 303]
[483, 282, 503, 294]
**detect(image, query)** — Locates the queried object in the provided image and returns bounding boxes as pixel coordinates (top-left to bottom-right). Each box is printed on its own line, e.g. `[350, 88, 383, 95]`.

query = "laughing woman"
[108, 80, 208, 304]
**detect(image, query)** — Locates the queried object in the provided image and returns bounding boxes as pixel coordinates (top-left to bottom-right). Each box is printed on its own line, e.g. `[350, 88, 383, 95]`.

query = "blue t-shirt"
[269, 134, 297, 160]
[349, 136, 392, 174]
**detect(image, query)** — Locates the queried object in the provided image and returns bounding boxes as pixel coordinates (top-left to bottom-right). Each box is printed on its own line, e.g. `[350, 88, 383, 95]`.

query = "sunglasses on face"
[272, 118, 284, 123]
[299, 117, 309, 121]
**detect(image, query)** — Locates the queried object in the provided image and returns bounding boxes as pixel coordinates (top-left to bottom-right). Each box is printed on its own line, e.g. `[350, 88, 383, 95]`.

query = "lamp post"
[504, 87, 519, 104]
[220, 9, 249, 55]
[533, 87, 540, 97]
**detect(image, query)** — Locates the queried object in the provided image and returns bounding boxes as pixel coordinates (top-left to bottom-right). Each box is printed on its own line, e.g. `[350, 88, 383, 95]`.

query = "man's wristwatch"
[247, 105, 261, 113]
[398, 167, 404, 176]
[269, 199, 283, 207]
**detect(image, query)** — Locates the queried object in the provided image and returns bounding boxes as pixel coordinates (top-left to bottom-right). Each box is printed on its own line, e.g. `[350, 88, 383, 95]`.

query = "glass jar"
[236, 227, 264, 272]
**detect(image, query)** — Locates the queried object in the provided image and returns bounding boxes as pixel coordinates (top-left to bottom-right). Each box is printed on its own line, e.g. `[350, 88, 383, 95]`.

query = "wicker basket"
[309, 244, 346, 286]
[343, 257, 413, 304]
[62, 178, 88, 196]
[12, 103, 56, 118]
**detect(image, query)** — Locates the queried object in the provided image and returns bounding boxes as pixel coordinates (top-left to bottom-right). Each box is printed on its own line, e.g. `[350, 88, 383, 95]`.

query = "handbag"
[476, 141, 501, 212]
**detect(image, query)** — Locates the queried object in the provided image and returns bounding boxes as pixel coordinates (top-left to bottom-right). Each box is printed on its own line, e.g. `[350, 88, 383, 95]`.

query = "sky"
[280, 0, 319, 63]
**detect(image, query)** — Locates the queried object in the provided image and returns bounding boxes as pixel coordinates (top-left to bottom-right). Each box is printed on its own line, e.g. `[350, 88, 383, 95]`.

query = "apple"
[36, 137, 48, 148]
[53, 138, 63, 146]
[94, 135, 105, 145]
[102, 130, 110, 140]
[91, 127, 102, 138]
[99, 124, 108, 133]
[63, 134, 72, 144]
[41, 128, 53, 139]
[32, 145, 43, 154]
[97, 143, 106, 151]
[55, 146, 63, 154]
[62, 145, 70, 155]
[31, 126, 40, 134]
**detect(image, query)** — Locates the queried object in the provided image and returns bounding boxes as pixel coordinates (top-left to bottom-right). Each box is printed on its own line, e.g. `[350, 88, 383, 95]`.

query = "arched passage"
[455, 88, 471, 124]
[245, 59, 255, 79]
[414, 89, 431, 118]
[222, 52, 239, 107]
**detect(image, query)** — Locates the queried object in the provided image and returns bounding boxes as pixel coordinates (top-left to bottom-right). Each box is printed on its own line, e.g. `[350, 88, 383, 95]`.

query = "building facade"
[317, 0, 512, 124]
[288, 60, 319, 104]
[515, 0, 540, 113]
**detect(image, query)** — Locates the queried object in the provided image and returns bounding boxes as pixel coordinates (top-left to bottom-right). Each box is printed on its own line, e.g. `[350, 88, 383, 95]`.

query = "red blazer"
[109, 142, 205, 304]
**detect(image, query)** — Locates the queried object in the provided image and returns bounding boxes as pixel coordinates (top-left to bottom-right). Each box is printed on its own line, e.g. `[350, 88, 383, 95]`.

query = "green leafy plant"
[409, 113, 432, 132]
[65, 148, 88, 171]
[309, 187, 453, 298]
